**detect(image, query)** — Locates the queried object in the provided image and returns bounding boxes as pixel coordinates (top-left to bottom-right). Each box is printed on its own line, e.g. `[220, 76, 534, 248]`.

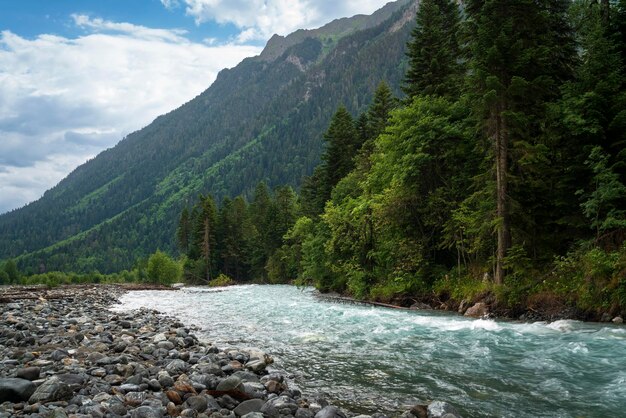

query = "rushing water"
[114, 285, 626, 417]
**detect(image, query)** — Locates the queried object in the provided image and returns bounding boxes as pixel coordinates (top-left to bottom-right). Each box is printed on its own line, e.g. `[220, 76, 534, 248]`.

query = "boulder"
[29, 377, 73, 404]
[185, 395, 209, 412]
[261, 395, 299, 417]
[216, 376, 243, 392]
[464, 302, 489, 318]
[315, 406, 347, 418]
[612, 316, 623, 324]
[131, 406, 164, 418]
[234, 399, 265, 416]
[165, 359, 189, 375]
[0, 377, 37, 402]
[16, 367, 40, 381]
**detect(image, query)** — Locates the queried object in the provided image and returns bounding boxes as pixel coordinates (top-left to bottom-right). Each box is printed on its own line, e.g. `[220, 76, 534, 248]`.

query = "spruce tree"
[403, 0, 461, 99]
[466, 0, 575, 283]
[176, 207, 191, 254]
[368, 81, 396, 141]
[320, 106, 359, 201]
[190, 195, 217, 282]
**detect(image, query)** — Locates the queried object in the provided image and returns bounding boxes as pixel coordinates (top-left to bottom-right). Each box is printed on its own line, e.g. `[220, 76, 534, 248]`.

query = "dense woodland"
[2, 0, 626, 319]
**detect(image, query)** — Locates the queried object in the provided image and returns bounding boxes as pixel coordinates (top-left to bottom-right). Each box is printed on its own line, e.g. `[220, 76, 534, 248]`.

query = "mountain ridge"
[0, 0, 418, 273]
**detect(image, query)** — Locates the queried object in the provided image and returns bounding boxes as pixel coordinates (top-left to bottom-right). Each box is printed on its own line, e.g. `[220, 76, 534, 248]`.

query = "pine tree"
[403, 0, 461, 99]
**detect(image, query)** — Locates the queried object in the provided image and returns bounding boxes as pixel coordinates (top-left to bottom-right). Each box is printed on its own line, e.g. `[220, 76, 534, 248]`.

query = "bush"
[0, 271, 9, 284]
[146, 250, 182, 285]
[208, 273, 235, 287]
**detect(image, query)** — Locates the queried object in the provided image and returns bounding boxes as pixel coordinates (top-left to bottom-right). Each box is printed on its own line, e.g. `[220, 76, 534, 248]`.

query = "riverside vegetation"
[2, 0, 626, 321]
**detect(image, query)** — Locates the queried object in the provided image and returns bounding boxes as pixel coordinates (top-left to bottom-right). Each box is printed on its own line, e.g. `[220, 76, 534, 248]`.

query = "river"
[114, 285, 626, 417]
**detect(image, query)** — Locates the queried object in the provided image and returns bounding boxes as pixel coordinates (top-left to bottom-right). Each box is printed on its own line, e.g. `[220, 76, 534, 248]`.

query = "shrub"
[208, 273, 235, 287]
[146, 250, 182, 285]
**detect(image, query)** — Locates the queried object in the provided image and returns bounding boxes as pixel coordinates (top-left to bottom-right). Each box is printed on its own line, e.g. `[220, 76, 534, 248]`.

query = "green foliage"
[146, 250, 182, 285]
[0, 271, 9, 284]
[578, 146, 626, 239]
[403, 0, 461, 98]
[208, 273, 235, 287]
[548, 244, 626, 313]
[3, 259, 19, 283]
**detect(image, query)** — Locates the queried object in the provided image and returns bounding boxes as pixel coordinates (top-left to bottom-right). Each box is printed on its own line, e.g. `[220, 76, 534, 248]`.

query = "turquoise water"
[115, 285, 626, 417]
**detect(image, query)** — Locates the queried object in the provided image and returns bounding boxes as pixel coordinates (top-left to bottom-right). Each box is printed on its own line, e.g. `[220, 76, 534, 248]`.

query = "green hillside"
[0, 0, 417, 273]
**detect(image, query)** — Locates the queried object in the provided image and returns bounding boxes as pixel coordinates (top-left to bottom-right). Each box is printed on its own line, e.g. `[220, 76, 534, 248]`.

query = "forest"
[173, 0, 626, 319]
[3, 0, 625, 320]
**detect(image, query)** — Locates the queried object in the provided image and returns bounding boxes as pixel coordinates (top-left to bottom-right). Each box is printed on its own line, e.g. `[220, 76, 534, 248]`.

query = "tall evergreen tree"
[403, 0, 461, 99]
[176, 207, 191, 254]
[189, 195, 218, 282]
[466, 0, 575, 283]
[249, 182, 273, 278]
[301, 105, 359, 217]
[368, 81, 397, 141]
[218, 196, 254, 280]
[322, 106, 359, 189]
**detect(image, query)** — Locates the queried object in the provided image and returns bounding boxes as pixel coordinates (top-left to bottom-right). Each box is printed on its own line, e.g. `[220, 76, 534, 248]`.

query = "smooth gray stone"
[29, 377, 73, 404]
[0, 377, 37, 402]
[234, 399, 265, 416]
[315, 406, 347, 418]
[16, 367, 41, 381]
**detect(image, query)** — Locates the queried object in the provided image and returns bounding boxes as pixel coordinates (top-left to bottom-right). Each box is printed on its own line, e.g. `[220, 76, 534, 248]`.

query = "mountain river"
[113, 285, 626, 417]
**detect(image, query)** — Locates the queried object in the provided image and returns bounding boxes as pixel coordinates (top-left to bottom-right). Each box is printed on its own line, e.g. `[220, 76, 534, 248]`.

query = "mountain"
[0, 0, 418, 274]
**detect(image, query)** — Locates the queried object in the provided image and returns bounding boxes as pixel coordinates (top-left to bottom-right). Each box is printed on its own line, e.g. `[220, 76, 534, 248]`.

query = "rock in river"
[463, 302, 489, 318]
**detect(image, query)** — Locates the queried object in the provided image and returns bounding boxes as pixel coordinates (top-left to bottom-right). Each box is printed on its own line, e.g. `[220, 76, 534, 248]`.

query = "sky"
[0, 0, 394, 215]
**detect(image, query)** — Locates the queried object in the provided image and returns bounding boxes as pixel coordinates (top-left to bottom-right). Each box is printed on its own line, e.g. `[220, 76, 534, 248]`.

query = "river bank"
[314, 286, 625, 324]
[0, 285, 462, 418]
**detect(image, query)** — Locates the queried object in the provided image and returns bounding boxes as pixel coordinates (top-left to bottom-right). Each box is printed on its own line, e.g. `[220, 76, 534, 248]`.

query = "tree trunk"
[203, 218, 211, 282]
[494, 108, 510, 285]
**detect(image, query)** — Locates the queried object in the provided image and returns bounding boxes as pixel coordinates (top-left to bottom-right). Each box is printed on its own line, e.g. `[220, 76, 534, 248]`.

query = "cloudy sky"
[0, 0, 393, 215]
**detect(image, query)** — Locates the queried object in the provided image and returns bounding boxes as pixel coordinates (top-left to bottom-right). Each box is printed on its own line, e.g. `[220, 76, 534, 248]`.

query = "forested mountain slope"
[0, 0, 417, 273]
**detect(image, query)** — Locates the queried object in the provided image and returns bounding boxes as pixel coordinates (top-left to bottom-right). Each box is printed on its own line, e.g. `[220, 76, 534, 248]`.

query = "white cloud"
[177, 0, 394, 42]
[161, 0, 181, 10]
[0, 22, 261, 214]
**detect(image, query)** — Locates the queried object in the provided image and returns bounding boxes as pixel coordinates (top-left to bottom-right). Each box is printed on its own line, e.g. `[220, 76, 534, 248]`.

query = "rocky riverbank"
[0, 285, 463, 418]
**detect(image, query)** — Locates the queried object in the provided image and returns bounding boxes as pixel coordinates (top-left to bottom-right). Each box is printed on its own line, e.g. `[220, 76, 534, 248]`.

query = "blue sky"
[0, 0, 243, 44]
[0, 0, 395, 214]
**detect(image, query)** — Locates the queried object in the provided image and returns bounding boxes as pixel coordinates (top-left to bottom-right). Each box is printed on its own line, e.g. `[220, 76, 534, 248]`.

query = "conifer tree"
[322, 106, 359, 189]
[403, 0, 461, 99]
[176, 207, 191, 254]
[466, 0, 575, 283]
[190, 195, 217, 282]
[368, 81, 396, 140]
